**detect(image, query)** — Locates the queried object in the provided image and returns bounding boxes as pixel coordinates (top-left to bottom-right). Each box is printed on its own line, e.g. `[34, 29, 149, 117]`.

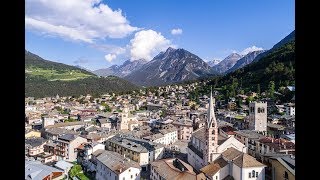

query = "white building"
[187, 91, 247, 170]
[42, 117, 55, 128]
[143, 125, 178, 146]
[77, 142, 105, 164]
[200, 147, 266, 180]
[55, 134, 87, 162]
[95, 150, 141, 180]
[187, 90, 265, 179]
[234, 130, 266, 157]
[106, 135, 165, 171]
[285, 103, 295, 116]
[249, 102, 267, 132]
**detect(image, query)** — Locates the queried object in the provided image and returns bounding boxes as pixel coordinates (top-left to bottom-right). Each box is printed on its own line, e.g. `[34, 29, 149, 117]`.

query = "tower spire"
[207, 87, 216, 128]
[204, 87, 219, 165]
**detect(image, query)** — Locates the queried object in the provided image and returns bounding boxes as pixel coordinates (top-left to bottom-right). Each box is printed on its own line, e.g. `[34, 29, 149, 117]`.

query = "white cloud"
[129, 30, 174, 60]
[90, 44, 126, 55]
[240, 46, 263, 55]
[105, 54, 117, 62]
[171, 28, 183, 35]
[25, 0, 139, 43]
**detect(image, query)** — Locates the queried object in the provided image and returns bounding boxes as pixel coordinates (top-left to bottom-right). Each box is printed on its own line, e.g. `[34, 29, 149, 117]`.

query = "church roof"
[221, 147, 243, 161]
[200, 158, 228, 177]
[221, 147, 265, 168]
[151, 158, 197, 180]
[192, 128, 228, 145]
[233, 153, 265, 168]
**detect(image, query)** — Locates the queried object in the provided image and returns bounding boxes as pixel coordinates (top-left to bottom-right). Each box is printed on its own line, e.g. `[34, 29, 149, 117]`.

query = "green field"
[26, 67, 93, 81]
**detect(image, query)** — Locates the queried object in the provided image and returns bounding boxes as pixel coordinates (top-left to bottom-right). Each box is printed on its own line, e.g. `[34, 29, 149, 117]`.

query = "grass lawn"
[26, 67, 92, 81]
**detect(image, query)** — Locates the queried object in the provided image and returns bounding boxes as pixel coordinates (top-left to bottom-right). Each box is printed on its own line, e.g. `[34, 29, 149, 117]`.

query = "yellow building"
[270, 156, 295, 180]
[25, 130, 41, 138]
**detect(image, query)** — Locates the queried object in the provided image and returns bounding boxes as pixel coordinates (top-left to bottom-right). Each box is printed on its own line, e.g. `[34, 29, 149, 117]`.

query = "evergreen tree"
[268, 81, 275, 99]
[257, 84, 261, 96]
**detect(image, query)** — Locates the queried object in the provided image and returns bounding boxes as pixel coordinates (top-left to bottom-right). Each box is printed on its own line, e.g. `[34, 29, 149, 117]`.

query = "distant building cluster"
[25, 83, 295, 180]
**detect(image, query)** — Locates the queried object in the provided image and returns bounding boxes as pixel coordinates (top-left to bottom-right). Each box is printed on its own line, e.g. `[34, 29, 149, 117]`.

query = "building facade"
[285, 103, 295, 116]
[106, 135, 165, 171]
[249, 102, 267, 132]
[172, 118, 193, 140]
[187, 91, 247, 170]
[95, 150, 141, 180]
[55, 134, 87, 162]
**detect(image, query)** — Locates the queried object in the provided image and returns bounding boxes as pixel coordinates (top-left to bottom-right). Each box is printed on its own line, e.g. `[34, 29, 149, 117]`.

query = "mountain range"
[124, 47, 217, 86]
[226, 50, 266, 73]
[212, 53, 243, 74]
[93, 59, 148, 77]
[25, 30, 295, 97]
[207, 39, 295, 92]
[207, 59, 221, 67]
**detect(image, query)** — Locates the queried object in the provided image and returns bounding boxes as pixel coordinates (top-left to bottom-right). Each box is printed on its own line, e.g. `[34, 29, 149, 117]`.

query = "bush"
[69, 165, 82, 178]
[77, 173, 90, 180]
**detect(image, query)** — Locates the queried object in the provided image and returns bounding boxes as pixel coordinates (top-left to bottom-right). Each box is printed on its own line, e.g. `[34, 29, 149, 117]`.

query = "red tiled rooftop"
[259, 137, 295, 150]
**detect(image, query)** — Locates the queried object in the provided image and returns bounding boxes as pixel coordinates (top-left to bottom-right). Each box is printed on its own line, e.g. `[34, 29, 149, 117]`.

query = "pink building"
[172, 118, 193, 141]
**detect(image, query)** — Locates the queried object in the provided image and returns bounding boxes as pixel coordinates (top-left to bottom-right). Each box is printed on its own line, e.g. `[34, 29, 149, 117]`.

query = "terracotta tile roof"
[76, 143, 86, 150]
[221, 147, 265, 168]
[259, 137, 295, 150]
[151, 158, 197, 180]
[200, 158, 228, 177]
[233, 153, 265, 168]
[221, 147, 243, 161]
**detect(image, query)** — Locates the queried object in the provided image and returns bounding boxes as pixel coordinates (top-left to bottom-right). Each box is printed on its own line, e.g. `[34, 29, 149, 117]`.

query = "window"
[284, 171, 289, 180]
[216, 176, 218, 180]
[249, 172, 251, 178]
[131, 175, 133, 179]
[256, 172, 258, 177]
[136, 173, 137, 177]
[252, 170, 255, 177]
[123, 178, 125, 180]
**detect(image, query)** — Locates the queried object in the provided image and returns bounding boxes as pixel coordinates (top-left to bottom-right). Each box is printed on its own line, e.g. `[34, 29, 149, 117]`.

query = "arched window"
[252, 170, 255, 177]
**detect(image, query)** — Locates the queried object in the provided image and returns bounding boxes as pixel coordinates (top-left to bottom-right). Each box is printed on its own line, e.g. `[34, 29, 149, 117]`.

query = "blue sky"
[25, 0, 294, 71]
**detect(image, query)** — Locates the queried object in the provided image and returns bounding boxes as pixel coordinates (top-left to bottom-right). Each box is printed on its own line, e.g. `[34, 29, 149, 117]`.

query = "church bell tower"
[203, 89, 218, 165]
